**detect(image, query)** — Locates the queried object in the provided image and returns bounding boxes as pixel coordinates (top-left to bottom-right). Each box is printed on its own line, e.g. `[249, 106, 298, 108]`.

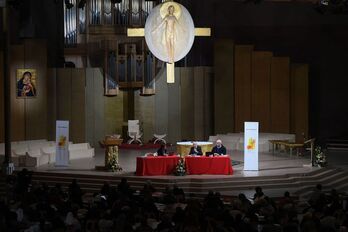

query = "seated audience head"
[193, 141, 198, 148]
[254, 186, 264, 200]
[316, 183, 322, 190]
[121, 177, 127, 184]
[284, 191, 290, 198]
[238, 193, 247, 200]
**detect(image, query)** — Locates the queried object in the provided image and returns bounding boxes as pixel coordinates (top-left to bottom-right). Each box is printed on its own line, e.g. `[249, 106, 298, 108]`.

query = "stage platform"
[17, 148, 347, 200]
[34, 148, 312, 177]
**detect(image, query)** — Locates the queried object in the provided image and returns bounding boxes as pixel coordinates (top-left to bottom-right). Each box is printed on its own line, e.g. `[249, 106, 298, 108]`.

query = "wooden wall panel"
[56, 69, 72, 121]
[85, 68, 95, 146]
[251, 51, 272, 132]
[105, 92, 124, 138]
[234, 45, 253, 132]
[71, 69, 86, 143]
[214, 39, 234, 134]
[24, 40, 48, 140]
[270, 57, 290, 133]
[167, 67, 181, 143]
[290, 64, 309, 142]
[180, 67, 194, 140]
[134, 91, 154, 142]
[193, 67, 204, 140]
[154, 70, 168, 137]
[203, 67, 214, 140]
[93, 68, 106, 145]
[0, 52, 4, 142]
[10, 45, 25, 141]
[46, 69, 57, 140]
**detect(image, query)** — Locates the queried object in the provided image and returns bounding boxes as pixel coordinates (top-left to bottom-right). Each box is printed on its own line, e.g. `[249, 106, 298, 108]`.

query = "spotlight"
[78, 0, 86, 9]
[65, 0, 74, 9]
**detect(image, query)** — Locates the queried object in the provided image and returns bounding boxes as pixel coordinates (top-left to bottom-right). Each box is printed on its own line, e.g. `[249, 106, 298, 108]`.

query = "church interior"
[1, 0, 348, 231]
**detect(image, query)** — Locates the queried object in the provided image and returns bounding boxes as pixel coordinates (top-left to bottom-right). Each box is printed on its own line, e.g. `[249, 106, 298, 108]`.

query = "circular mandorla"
[145, 1, 195, 64]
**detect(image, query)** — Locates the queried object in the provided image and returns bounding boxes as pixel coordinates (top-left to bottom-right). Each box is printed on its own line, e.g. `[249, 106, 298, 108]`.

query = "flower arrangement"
[314, 146, 327, 167]
[107, 146, 122, 172]
[174, 158, 186, 176]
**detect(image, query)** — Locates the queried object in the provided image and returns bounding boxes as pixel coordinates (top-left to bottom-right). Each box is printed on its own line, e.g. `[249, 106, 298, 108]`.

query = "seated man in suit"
[211, 139, 227, 155]
[189, 142, 203, 156]
[156, 144, 167, 156]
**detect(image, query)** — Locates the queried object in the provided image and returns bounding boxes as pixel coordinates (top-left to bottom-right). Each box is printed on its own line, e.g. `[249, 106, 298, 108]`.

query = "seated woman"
[189, 142, 203, 156]
[156, 144, 167, 156]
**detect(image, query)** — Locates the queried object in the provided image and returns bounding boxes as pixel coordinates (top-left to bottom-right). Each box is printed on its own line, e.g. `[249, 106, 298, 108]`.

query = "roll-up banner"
[244, 122, 259, 171]
[55, 120, 69, 166]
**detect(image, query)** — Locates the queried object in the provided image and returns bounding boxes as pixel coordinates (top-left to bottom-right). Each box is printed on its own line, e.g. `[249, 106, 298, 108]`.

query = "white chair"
[69, 143, 95, 160]
[12, 146, 29, 167]
[127, 120, 143, 144]
[24, 151, 50, 167]
[153, 134, 167, 144]
[17, 139, 47, 148]
[128, 132, 143, 145]
[41, 146, 56, 163]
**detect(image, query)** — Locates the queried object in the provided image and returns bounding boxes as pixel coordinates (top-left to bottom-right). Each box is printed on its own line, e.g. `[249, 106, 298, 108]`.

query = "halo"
[160, 1, 182, 19]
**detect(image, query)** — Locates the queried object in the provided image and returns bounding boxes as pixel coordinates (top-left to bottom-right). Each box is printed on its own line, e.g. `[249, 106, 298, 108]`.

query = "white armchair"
[127, 120, 143, 145]
[41, 146, 56, 163]
[153, 134, 167, 144]
[128, 132, 143, 145]
[24, 151, 50, 167]
[69, 143, 95, 160]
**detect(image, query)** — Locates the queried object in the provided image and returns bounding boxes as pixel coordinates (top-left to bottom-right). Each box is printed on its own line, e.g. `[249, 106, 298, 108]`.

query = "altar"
[176, 141, 213, 156]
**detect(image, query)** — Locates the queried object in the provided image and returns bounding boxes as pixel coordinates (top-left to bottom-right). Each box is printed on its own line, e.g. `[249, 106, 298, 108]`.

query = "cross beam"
[127, 27, 211, 83]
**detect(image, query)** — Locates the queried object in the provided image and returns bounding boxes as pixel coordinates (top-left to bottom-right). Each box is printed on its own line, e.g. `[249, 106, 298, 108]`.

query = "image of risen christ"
[152, 5, 181, 64]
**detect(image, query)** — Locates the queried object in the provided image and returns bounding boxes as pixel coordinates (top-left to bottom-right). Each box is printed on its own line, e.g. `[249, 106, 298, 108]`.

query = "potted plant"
[314, 146, 327, 167]
[174, 158, 186, 176]
[107, 146, 122, 172]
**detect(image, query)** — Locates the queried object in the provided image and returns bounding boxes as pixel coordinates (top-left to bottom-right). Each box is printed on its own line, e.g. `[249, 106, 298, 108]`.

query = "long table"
[136, 155, 233, 176]
[185, 156, 233, 175]
[269, 140, 304, 156]
[136, 156, 180, 176]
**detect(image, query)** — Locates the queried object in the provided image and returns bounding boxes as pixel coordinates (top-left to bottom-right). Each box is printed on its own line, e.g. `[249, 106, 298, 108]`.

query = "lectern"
[96, 137, 123, 171]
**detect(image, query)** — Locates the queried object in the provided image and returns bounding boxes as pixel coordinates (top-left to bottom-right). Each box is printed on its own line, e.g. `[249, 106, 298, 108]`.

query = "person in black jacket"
[211, 139, 227, 155]
[189, 142, 203, 156]
[156, 144, 167, 156]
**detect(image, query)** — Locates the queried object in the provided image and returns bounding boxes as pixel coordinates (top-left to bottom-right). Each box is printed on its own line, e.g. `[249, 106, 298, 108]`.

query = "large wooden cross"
[127, 28, 211, 83]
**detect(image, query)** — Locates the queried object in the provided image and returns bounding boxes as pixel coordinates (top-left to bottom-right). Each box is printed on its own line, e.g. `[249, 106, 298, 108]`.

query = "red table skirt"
[185, 156, 233, 175]
[136, 156, 180, 176]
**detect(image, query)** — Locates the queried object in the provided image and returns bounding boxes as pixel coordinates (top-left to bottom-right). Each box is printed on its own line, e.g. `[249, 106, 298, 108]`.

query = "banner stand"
[55, 121, 69, 167]
[244, 122, 259, 171]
